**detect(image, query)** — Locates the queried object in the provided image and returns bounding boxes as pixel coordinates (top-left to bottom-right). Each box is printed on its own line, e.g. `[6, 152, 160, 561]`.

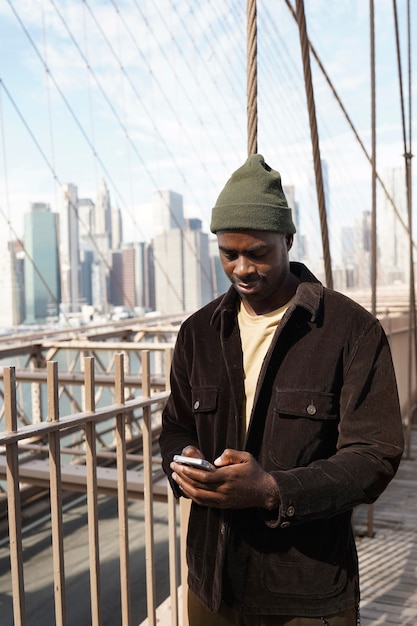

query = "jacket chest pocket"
[191, 387, 218, 414]
[266, 389, 339, 469]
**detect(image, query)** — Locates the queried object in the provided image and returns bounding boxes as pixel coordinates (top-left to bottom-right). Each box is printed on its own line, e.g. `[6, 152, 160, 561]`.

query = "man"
[159, 154, 404, 625]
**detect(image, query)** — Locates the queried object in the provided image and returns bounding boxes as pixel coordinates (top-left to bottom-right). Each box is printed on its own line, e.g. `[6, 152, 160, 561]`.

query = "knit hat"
[210, 154, 296, 234]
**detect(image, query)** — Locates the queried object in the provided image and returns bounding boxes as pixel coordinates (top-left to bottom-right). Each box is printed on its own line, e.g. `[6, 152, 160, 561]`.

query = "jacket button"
[306, 404, 317, 415]
[194, 400, 200, 410]
[286, 506, 295, 517]
[280, 521, 291, 528]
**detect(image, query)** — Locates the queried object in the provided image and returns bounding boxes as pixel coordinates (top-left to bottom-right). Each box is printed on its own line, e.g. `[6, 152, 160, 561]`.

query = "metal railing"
[0, 350, 181, 626]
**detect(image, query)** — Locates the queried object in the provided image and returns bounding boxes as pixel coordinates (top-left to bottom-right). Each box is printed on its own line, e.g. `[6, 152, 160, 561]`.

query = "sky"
[0, 0, 415, 266]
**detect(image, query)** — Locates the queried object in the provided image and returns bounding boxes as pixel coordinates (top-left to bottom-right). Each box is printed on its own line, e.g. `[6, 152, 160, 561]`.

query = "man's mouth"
[234, 279, 262, 295]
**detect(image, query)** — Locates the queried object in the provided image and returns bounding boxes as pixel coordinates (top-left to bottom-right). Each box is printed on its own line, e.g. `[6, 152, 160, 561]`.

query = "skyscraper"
[95, 179, 112, 253]
[60, 183, 81, 314]
[0, 240, 25, 327]
[109, 247, 137, 311]
[24, 203, 60, 324]
[182, 229, 212, 312]
[153, 190, 184, 236]
[379, 166, 408, 285]
[111, 205, 123, 250]
[152, 190, 213, 314]
[153, 229, 185, 313]
[209, 237, 229, 298]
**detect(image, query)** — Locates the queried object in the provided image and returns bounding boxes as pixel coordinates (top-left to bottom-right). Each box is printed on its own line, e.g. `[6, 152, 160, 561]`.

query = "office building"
[153, 190, 184, 236]
[152, 189, 213, 314]
[24, 203, 60, 324]
[0, 240, 25, 327]
[109, 247, 136, 311]
[209, 237, 229, 298]
[60, 183, 81, 314]
[379, 166, 408, 285]
[111, 206, 123, 250]
[95, 179, 112, 253]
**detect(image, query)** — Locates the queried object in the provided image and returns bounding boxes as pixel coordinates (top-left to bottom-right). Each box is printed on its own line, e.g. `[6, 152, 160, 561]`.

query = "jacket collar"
[210, 262, 324, 328]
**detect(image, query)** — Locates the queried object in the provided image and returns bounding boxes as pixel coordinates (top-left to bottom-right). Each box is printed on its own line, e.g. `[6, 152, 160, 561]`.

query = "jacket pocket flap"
[276, 389, 338, 420]
[191, 387, 218, 413]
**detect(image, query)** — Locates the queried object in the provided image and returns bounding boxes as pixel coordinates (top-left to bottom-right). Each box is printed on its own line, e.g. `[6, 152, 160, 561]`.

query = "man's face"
[217, 229, 294, 315]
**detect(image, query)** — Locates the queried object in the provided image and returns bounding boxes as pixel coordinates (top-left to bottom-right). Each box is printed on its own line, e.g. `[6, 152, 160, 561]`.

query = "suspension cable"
[247, 0, 258, 155]
[295, 0, 332, 289]
[370, 0, 377, 318]
[393, 0, 415, 458]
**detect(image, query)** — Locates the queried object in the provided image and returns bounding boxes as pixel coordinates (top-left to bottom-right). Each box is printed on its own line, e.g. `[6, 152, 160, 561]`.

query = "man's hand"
[170, 448, 280, 510]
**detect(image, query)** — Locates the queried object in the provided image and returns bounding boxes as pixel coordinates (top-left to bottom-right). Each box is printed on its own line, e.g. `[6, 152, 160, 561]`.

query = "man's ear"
[286, 234, 294, 251]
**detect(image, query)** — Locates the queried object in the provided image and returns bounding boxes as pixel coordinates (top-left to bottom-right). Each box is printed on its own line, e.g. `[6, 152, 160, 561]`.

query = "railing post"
[4, 366, 27, 626]
[84, 356, 102, 626]
[47, 360, 67, 626]
[180, 499, 191, 626]
[164, 347, 180, 626]
[142, 350, 157, 626]
[115, 352, 132, 626]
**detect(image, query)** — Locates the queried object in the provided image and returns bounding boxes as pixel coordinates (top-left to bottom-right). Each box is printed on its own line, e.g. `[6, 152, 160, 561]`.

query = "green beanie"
[210, 154, 296, 234]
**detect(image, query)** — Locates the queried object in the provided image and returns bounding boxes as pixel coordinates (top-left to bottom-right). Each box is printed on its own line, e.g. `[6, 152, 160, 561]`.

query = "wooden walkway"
[355, 427, 417, 625]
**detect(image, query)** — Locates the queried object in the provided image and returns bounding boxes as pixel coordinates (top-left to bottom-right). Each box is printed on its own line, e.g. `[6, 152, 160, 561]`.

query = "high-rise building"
[379, 166, 408, 285]
[126, 241, 153, 312]
[91, 261, 107, 313]
[153, 190, 184, 236]
[209, 237, 229, 298]
[109, 247, 136, 310]
[24, 203, 60, 324]
[152, 189, 213, 314]
[183, 229, 213, 312]
[78, 197, 95, 242]
[80, 246, 94, 306]
[304, 160, 330, 268]
[95, 179, 112, 253]
[0, 239, 25, 327]
[354, 210, 373, 289]
[153, 229, 185, 313]
[10, 240, 26, 325]
[111, 206, 123, 250]
[144, 243, 155, 311]
[60, 184, 81, 314]
[340, 225, 357, 289]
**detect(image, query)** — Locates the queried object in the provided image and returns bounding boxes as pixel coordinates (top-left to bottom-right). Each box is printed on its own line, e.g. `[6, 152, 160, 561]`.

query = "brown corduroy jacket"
[159, 262, 404, 617]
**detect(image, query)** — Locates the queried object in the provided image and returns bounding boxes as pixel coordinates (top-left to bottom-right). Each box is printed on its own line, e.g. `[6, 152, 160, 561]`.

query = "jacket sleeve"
[159, 325, 200, 497]
[269, 320, 404, 529]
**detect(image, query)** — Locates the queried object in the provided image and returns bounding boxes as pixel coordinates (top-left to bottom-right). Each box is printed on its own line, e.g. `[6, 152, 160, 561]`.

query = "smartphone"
[173, 455, 216, 472]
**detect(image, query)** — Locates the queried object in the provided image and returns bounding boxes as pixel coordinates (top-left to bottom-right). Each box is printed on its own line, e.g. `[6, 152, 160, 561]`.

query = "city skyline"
[0, 157, 408, 327]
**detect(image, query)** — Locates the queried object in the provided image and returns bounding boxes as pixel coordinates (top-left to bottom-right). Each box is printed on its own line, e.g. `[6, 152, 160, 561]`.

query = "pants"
[188, 589, 358, 626]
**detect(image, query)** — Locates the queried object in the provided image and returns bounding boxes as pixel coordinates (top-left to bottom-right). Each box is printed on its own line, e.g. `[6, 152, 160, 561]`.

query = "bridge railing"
[0, 350, 180, 626]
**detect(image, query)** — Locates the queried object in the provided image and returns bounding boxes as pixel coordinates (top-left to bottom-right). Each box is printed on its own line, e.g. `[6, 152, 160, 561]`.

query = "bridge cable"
[246, 0, 258, 155]
[294, 0, 333, 289]
[393, 0, 415, 458]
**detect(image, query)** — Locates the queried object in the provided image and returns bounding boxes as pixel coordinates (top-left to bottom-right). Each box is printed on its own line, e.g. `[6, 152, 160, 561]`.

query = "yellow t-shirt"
[238, 298, 294, 432]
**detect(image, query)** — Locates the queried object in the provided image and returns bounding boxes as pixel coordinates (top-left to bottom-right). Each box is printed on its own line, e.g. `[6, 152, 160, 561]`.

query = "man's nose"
[234, 255, 255, 277]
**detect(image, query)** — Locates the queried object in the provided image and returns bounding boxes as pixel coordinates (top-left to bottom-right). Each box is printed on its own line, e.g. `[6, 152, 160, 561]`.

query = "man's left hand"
[170, 448, 280, 510]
